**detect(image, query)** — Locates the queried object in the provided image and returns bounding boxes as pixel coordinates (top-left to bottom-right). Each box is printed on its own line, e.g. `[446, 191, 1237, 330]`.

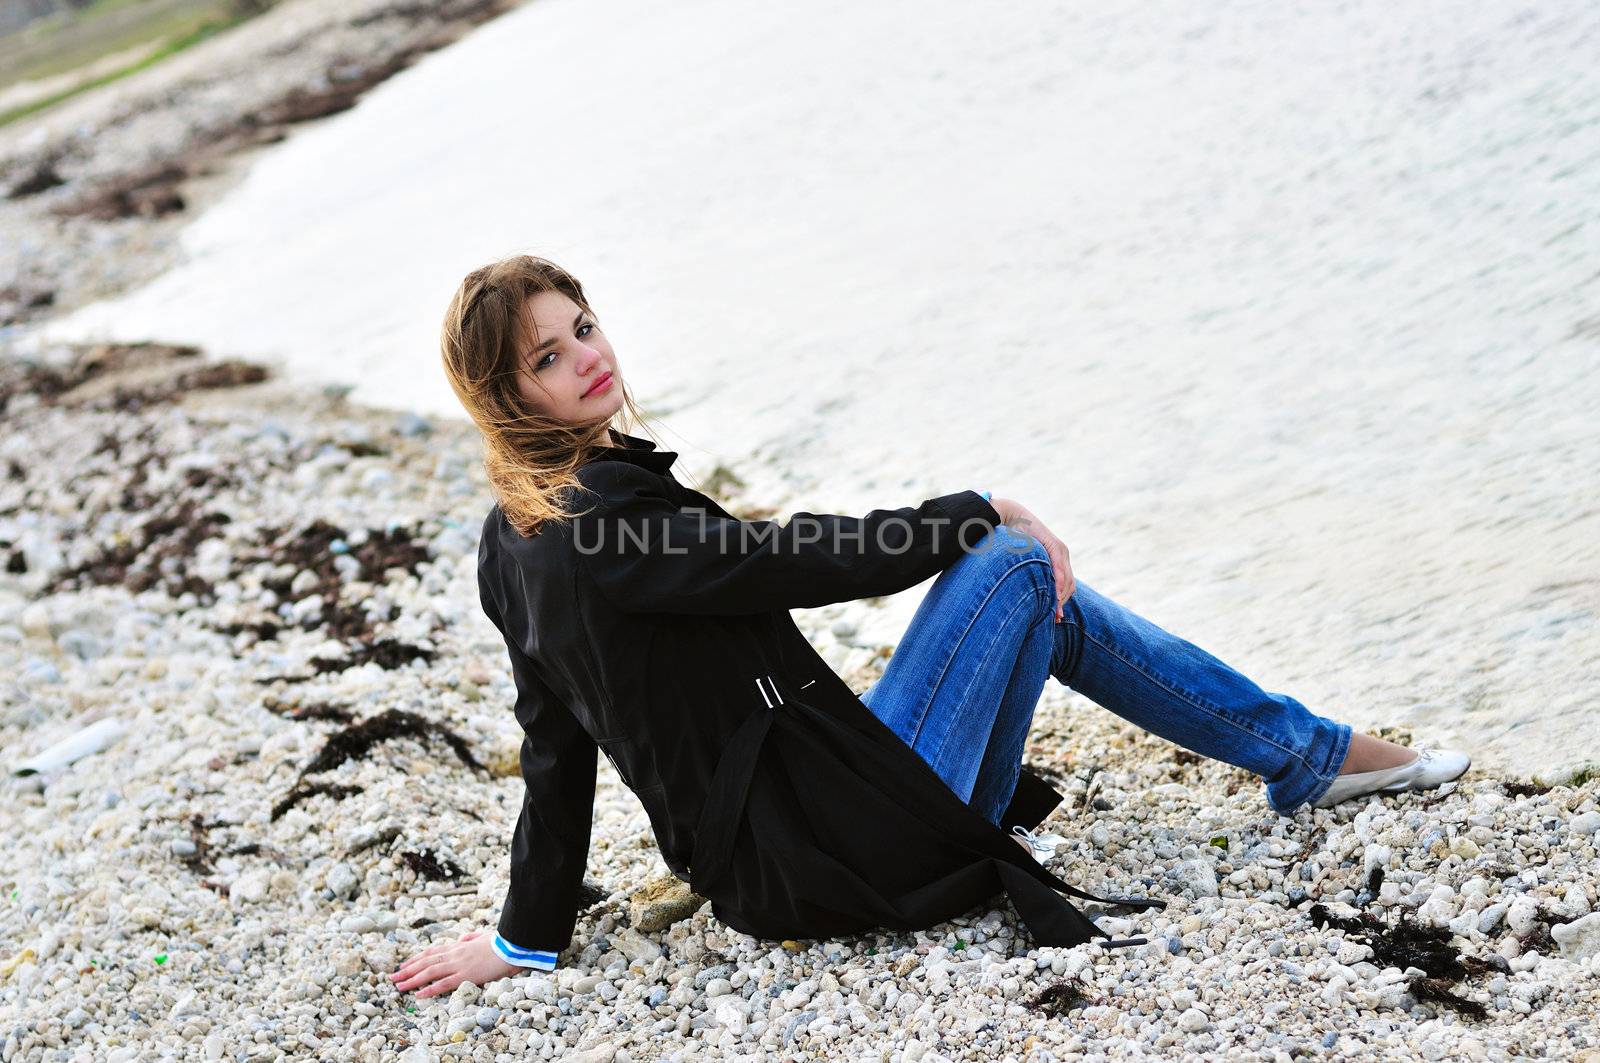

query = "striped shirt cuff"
[491, 933, 559, 971]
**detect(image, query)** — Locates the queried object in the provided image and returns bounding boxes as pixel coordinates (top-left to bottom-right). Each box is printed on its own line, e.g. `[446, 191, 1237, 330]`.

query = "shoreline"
[0, 342, 1597, 1060]
[2, 2, 1598, 1056]
[0, 0, 519, 330]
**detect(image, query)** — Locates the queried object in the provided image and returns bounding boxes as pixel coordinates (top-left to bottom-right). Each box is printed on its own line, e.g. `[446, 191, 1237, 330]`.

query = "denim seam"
[958, 587, 1055, 819]
[1082, 624, 1333, 779]
[1082, 628, 1339, 785]
[966, 606, 1054, 822]
[915, 588, 1043, 774]
[904, 555, 1054, 749]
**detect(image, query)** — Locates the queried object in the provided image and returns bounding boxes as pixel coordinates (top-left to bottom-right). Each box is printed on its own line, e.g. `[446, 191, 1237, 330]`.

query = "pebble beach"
[4, 0, 1600, 1060]
[2, 346, 1599, 1062]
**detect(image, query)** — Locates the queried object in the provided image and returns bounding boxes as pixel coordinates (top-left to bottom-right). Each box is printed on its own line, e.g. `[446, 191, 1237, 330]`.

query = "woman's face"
[514, 289, 624, 425]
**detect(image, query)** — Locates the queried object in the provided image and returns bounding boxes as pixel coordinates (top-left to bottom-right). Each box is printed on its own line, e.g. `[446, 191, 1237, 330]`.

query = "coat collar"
[593, 427, 678, 474]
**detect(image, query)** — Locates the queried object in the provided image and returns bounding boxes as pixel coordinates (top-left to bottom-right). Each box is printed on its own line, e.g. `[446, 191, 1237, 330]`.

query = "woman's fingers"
[391, 956, 426, 981]
[1051, 539, 1074, 621]
[392, 943, 445, 980]
[418, 973, 463, 999]
[393, 959, 448, 992]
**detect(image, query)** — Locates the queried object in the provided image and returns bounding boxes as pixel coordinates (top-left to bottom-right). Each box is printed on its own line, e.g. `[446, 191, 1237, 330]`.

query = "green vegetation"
[0, 0, 270, 129]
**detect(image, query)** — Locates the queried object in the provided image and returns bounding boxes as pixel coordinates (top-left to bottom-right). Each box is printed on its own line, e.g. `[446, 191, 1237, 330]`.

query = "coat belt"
[689, 673, 786, 896]
[686, 670, 1165, 947]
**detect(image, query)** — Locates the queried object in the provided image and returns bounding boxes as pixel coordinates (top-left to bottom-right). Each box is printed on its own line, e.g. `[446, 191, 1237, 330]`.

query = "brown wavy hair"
[440, 254, 657, 538]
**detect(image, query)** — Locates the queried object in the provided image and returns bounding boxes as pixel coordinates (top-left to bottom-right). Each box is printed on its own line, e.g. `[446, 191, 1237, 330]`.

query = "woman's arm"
[392, 580, 598, 996]
[573, 462, 1004, 614]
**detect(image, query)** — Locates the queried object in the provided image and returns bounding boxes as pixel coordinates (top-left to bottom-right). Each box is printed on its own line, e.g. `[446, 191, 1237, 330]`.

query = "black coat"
[476, 430, 1159, 957]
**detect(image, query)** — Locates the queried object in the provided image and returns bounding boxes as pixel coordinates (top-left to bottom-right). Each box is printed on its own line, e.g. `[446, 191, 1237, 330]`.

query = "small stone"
[1506, 896, 1540, 936]
[1167, 859, 1219, 899]
[171, 838, 197, 857]
[326, 863, 359, 899]
[1177, 1007, 1209, 1032]
[1417, 886, 1458, 927]
[1550, 912, 1600, 962]
[1569, 811, 1600, 836]
[626, 876, 705, 932]
[476, 1006, 501, 1029]
[1335, 941, 1372, 966]
[396, 413, 434, 437]
[340, 914, 377, 934]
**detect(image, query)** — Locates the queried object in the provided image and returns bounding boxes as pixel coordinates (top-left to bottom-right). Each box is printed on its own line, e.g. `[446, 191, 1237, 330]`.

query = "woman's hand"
[390, 928, 523, 998]
[989, 497, 1075, 622]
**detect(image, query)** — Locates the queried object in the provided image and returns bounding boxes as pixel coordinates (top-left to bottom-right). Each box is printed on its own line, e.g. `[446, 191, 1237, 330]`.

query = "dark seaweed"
[176, 813, 215, 876]
[401, 850, 464, 881]
[263, 697, 354, 724]
[577, 880, 609, 911]
[271, 781, 366, 821]
[1410, 977, 1489, 1021]
[43, 497, 231, 602]
[1308, 904, 1493, 1021]
[214, 620, 283, 642]
[1028, 978, 1096, 1017]
[1309, 904, 1466, 980]
[297, 708, 482, 778]
[309, 638, 437, 673]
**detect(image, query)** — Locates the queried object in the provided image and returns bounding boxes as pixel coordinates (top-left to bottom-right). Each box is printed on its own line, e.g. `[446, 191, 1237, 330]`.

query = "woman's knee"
[954, 524, 1055, 605]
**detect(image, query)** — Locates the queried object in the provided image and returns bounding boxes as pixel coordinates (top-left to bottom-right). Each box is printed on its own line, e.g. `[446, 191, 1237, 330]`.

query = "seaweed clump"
[246, 517, 433, 645]
[1309, 904, 1489, 1020]
[263, 696, 354, 724]
[401, 850, 464, 882]
[270, 708, 483, 821]
[271, 781, 366, 822]
[298, 708, 481, 776]
[1028, 978, 1097, 1017]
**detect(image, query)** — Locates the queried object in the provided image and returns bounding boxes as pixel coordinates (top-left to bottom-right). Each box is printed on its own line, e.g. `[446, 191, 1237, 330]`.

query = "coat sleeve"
[478, 569, 597, 960]
[571, 461, 1005, 614]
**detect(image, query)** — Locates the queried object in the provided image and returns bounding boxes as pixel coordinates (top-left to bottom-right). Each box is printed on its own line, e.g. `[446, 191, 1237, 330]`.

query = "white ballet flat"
[1312, 747, 1472, 809]
[1011, 824, 1069, 864]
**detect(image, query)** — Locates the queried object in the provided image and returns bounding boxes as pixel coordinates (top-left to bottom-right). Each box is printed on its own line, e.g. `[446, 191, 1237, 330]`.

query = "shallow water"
[41, 0, 1600, 776]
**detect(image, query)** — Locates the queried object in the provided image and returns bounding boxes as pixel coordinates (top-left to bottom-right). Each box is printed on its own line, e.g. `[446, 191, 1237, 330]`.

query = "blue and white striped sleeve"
[491, 933, 560, 971]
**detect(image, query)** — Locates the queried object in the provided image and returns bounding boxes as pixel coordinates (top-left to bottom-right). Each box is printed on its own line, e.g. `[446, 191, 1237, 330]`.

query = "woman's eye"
[533, 323, 593, 370]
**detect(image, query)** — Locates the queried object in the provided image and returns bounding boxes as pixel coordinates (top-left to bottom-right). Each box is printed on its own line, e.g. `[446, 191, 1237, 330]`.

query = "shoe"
[1313, 747, 1471, 809]
[1010, 824, 1068, 864]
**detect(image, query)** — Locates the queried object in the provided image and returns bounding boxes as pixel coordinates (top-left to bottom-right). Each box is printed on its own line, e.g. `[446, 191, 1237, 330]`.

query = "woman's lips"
[583, 372, 613, 397]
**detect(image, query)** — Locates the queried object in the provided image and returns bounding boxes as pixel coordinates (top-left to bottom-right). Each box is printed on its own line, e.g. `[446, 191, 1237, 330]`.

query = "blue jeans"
[860, 526, 1352, 818]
